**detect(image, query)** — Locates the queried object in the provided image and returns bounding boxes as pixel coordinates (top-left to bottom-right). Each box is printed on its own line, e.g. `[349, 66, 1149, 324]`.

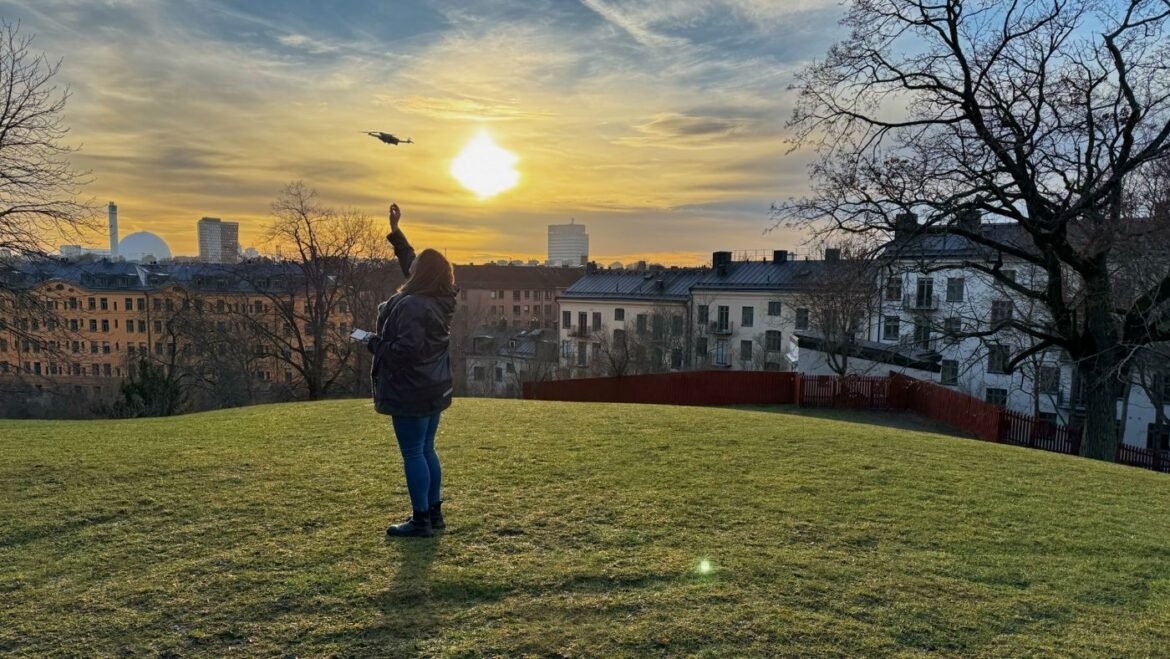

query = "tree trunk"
[1079, 358, 1121, 461]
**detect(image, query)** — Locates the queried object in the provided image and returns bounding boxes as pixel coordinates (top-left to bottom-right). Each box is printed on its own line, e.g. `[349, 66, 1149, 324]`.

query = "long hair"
[399, 248, 456, 297]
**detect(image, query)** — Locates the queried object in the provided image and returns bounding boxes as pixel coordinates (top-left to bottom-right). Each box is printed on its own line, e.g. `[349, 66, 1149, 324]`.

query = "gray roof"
[885, 222, 1036, 260]
[691, 259, 838, 291]
[560, 268, 706, 302]
[560, 258, 841, 301]
[0, 259, 362, 294]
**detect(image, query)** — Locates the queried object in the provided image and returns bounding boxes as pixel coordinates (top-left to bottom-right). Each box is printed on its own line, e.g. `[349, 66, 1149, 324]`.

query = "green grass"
[3, 400, 1170, 657]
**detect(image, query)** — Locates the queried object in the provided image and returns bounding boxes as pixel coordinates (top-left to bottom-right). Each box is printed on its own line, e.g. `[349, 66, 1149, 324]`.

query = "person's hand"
[389, 203, 401, 232]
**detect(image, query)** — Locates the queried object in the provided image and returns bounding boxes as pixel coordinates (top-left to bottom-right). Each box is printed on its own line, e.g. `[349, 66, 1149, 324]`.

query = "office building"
[547, 220, 588, 267]
[197, 217, 240, 264]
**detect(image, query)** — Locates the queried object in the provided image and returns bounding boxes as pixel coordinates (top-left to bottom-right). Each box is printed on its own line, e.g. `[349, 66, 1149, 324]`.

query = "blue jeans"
[391, 413, 442, 512]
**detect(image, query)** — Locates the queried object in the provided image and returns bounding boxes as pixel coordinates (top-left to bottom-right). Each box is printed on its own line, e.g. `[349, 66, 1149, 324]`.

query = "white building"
[464, 329, 559, 397]
[197, 217, 240, 264]
[793, 215, 1169, 449]
[547, 220, 588, 267]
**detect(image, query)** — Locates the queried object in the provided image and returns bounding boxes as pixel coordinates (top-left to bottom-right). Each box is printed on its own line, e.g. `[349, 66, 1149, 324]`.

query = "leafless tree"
[775, 0, 1170, 461]
[0, 21, 93, 259]
[785, 245, 879, 375]
[229, 182, 381, 401]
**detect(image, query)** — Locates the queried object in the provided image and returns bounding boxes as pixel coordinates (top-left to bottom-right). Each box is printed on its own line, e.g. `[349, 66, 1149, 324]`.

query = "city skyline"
[3, 0, 842, 265]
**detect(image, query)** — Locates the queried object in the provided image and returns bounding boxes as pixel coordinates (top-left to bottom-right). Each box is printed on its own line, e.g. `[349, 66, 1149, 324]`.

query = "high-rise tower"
[108, 202, 119, 258]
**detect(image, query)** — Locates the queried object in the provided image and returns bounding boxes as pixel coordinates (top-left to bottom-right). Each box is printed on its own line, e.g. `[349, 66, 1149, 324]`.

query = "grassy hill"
[3, 400, 1170, 657]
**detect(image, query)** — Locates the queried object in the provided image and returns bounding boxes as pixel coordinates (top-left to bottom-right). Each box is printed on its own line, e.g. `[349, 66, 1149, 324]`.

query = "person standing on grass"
[367, 203, 457, 538]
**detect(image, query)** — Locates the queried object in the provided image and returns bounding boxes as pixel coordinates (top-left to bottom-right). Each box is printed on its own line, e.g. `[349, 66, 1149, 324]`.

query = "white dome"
[119, 232, 172, 262]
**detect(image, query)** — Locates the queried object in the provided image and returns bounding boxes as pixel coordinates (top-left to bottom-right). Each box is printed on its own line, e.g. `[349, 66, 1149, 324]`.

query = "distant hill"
[2, 400, 1169, 656]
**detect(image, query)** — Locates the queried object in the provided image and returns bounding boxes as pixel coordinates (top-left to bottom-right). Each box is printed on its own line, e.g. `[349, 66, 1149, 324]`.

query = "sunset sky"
[5, 0, 844, 265]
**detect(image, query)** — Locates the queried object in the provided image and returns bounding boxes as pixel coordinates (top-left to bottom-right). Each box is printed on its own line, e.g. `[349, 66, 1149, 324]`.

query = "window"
[577, 342, 587, 367]
[742, 306, 754, 328]
[985, 387, 1008, 407]
[613, 328, 626, 346]
[165, 299, 174, 312]
[473, 366, 485, 381]
[489, 290, 497, 299]
[913, 322, 931, 348]
[636, 314, 648, 334]
[513, 305, 521, 315]
[100, 297, 108, 310]
[882, 316, 900, 341]
[592, 312, 602, 332]
[155, 342, 164, 356]
[740, 340, 753, 362]
[915, 278, 934, 308]
[695, 337, 708, 358]
[125, 297, 133, 310]
[138, 320, 146, 333]
[87, 297, 96, 310]
[697, 305, 709, 325]
[154, 320, 163, 333]
[563, 310, 572, 328]
[90, 341, 98, 354]
[506, 362, 516, 374]
[127, 319, 135, 333]
[987, 344, 1010, 374]
[1002, 269, 1017, 282]
[513, 290, 521, 300]
[715, 340, 728, 365]
[946, 277, 965, 302]
[153, 298, 162, 312]
[524, 290, 531, 299]
[545, 305, 553, 318]
[885, 276, 902, 301]
[89, 319, 98, 332]
[495, 366, 504, 381]
[671, 315, 683, 336]
[70, 319, 78, 331]
[0, 339, 5, 352]
[101, 319, 109, 332]
[941, 360, 958, 386]
[497, 290, 504, 299]
[102, 342, 111, 354]
[768, 301, 781, 316]
[716, 306, 730, 331]
[943, 317, 961, 337]
[795, 308, 810, 331]
[137, 298, 145, 311]
[578, 312, 588, 332]
[103, 363, 111, 377]
[670, 348, 683, 370]
[765, 330, 782, 351]
[991, 300, 1013, 325]
[652, 315, 666, 340]
[614, 308, 625, 321]
[1038, 366, 1061, 395]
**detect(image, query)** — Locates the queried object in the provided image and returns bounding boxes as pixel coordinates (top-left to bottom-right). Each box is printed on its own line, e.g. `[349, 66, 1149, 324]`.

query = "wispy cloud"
[2, 0, 844, 263]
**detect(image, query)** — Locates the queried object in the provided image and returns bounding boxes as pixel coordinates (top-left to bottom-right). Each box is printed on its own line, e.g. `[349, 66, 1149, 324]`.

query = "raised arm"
[386, 203, 416, 278]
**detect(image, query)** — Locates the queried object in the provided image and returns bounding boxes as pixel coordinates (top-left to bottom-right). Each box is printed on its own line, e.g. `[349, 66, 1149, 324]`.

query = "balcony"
[903, 293, 940, 312]
[568, 327, 592, 338]
[707, 320, 735, 336]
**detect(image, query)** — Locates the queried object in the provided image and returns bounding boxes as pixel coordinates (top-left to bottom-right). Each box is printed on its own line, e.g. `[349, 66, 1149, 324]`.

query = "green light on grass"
[696, 558, 714, 575]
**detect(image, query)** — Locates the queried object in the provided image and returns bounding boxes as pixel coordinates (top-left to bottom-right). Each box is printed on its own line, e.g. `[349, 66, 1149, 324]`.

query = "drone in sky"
[365, 131, 414, 146]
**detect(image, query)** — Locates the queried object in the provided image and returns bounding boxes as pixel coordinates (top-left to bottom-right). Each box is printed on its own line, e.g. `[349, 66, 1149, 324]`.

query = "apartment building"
[0, 260, 376, 410]
[793, 217, 1170, 449]
[464, 328, 558, 397]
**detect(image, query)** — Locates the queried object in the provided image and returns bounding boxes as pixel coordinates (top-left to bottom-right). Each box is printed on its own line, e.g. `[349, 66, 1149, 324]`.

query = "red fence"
[1116, 443, 1170, 473]
[795, 375, 897, 410]
[523, 370, 1164, 475]
[522, 370, 796, 407]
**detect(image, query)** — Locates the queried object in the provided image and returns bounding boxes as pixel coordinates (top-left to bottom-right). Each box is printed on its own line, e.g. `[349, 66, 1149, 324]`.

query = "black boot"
[386, 511, 433, 538]
[429, 501, 445, 530]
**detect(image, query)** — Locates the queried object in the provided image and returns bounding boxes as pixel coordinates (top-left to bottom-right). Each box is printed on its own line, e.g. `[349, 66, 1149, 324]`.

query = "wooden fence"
[523, 370, 1164, 475]
[522, 370, 796, 407]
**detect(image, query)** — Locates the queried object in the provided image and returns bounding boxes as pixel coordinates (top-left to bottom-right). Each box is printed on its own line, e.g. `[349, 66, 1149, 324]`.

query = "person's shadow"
[377, 535, 442, 651]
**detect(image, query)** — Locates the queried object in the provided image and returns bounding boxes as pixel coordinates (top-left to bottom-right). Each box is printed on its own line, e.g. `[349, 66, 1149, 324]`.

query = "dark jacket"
[368, 229, 457, 417]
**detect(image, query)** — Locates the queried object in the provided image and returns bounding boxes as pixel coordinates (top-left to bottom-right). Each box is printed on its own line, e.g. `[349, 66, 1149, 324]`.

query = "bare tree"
[230, 182, 380, 401]
[785, 246, 879, 375]
[0, 21, 93, 259]
[775, 0, 1170, 461]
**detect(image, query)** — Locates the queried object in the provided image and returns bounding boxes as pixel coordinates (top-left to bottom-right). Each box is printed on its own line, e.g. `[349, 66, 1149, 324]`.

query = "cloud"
[385, 95, 555, 122]
[617, 112, 751, 148]
[276, 33, 338, 54]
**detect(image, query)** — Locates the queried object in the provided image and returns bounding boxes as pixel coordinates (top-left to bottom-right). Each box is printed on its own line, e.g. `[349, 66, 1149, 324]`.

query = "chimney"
[712, 251, 732, 276]
[956, 209, 981, 233]
[772, 250, 788, 264]
[108, 202, 119, 258]
[824, 248, 841, 262]
[894, 212, 918, 239]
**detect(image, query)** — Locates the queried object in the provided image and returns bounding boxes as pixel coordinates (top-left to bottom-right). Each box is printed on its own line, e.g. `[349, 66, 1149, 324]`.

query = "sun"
[451, 131, 519, 199]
